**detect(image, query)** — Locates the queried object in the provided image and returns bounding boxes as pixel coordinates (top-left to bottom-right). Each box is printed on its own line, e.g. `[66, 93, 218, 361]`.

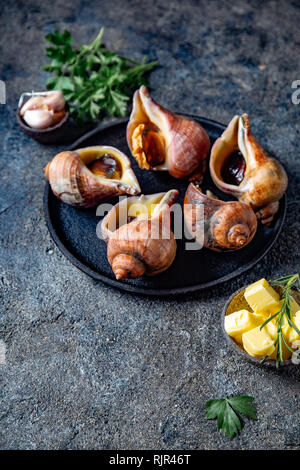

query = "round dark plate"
[43, 116, 286, 296]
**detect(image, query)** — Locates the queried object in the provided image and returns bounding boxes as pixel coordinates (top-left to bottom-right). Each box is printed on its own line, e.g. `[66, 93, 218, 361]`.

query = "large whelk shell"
[209, 114, 288, 223]
[45, 146, 141, 208]
[184, 183, 257, 251]
[101, 190, 179, 279]
[127, 86, 210, 180]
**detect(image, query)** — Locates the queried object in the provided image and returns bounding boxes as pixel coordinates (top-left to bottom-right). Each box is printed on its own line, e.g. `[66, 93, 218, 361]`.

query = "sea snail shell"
[45, 146, 141, 208]
[209, 114, 288, 224]
[184, 183, 258, 251]
[20, 91, 66, 129]
[101, 190, 179, 279]
[127, 86, 210, 180]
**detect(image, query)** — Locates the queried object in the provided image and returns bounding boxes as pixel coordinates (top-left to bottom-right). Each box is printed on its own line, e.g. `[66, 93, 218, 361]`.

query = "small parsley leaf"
[205, 398, 224, 420]
[228, 395, 258, 420]
[222, 401, 242, 439]
[205, 395, 257, 440]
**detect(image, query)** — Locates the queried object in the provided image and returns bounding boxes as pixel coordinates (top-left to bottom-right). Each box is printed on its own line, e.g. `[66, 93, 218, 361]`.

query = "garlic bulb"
[20, 91, 66, 130]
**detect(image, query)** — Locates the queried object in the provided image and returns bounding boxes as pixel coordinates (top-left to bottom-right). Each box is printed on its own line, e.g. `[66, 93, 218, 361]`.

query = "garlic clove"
[43, 90, 65, 112]
[20, 96, 45, 115]
[23, 109, 54, 129]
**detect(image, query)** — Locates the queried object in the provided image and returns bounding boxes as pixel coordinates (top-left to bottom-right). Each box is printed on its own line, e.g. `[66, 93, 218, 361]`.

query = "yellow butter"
[244, 278, 280, 315]
[277, 296, 299, 318]
[284, 310, 300, 346]
[254, 308, 299, 361]
[264, 318, 277, 340]
[261, 312, 292, 342]
[264, 312, 291, 360]
[289, 296, 300, 314]
[225, 310, 265, 344]
[281, 311, 291, 339]
[242, 326, 275, 357]
[265, 297, 300, 342]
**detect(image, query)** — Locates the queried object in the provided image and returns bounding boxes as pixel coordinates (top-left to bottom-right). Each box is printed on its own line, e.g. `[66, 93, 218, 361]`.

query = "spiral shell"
[184, 183, 257, 251]
[101, 190, 179, 279]
[45, 146, 141, 208]
[127, 86, 210, 180]
[210, 114, 288, 223]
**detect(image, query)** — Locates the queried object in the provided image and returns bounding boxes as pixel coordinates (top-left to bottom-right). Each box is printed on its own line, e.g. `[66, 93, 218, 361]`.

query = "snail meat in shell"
[184, 183, 258, 252]
[45, 146, 141, 208]
[127, 86, 210, 180]
[101, 189, 179, 279]
[209, 114, 288, 224]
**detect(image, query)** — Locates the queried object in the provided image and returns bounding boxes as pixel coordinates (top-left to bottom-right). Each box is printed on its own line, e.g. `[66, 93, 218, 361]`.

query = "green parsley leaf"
[222, 401, 242, 439]
[205, 398, 225, 420]
[43, 27, 157, 123]
[205, 395, 257, 440]
[228, 395, 258, 420]
[45, 29, 72, 46]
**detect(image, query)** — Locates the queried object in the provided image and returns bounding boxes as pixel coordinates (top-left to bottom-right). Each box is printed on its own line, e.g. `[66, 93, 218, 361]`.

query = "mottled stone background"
[0, 0, 300, 450]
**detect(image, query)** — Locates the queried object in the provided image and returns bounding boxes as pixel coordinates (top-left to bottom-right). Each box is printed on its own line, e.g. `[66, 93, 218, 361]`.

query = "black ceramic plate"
[43, 116, 286, 296]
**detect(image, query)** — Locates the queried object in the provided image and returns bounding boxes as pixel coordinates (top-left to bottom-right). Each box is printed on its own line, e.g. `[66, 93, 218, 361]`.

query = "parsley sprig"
[43, 27, 157, 123]
[260, 274, 300, 367]
[205, 395, 257, 440]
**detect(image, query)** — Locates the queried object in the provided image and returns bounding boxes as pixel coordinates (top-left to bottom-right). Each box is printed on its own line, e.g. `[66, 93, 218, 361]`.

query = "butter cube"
[270, 298, 300, 341]
[264, 318, 277, 340]
[279, 296, 300, 317]
[242, 326, 275, 357]
[225, 310, 265, 344]
[244, 278, 280, 315]
[281, 311, 291, 339]
[261, 314, 291, 343]
[290, 296, 300, 313]
[284, 310, 300, 346]
[242, 318, 291, 361]
[255, 309, 298, 361]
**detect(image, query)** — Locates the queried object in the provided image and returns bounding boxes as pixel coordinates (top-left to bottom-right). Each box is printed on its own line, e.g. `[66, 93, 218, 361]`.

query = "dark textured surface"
[45, 118, 286, 294]
[0, 0, 300, 450]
